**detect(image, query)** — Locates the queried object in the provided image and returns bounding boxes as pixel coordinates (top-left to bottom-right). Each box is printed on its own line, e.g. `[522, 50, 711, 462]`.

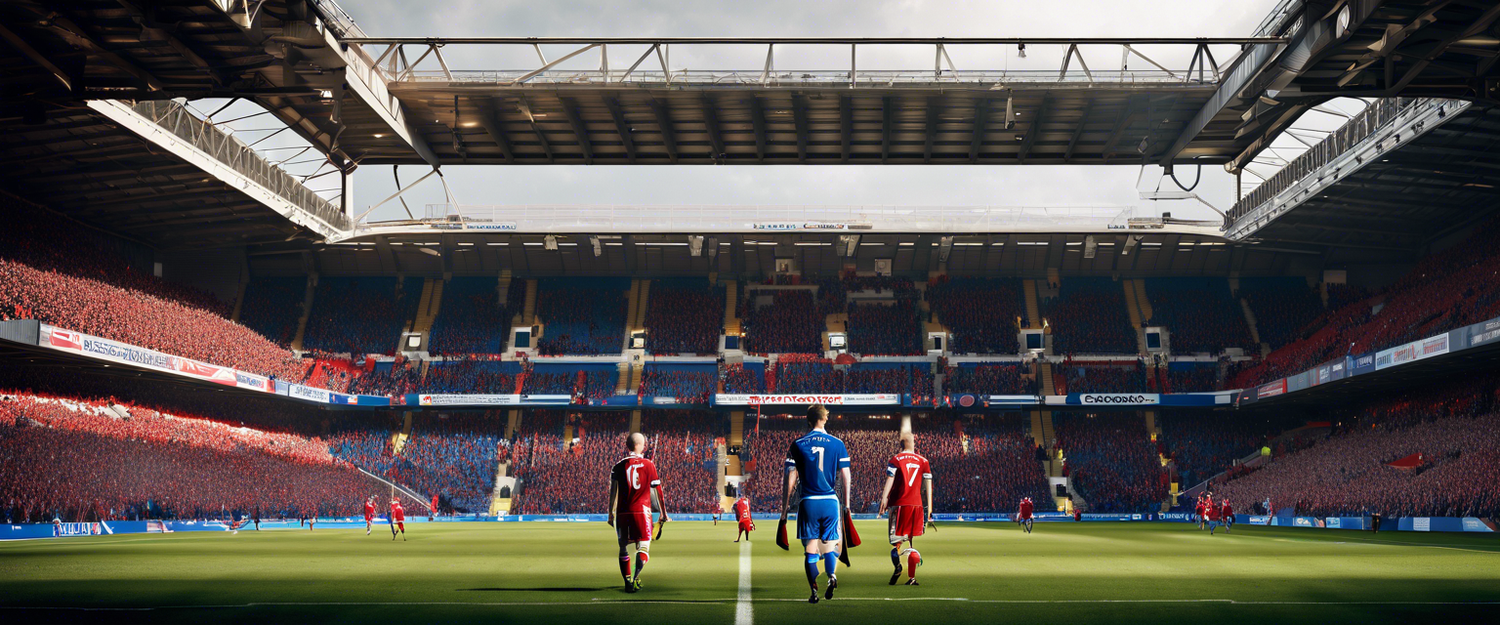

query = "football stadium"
[3, 0, 1500, 623]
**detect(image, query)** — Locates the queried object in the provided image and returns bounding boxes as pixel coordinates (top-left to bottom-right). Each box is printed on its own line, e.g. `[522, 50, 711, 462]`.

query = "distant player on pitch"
[879, 432, 932, 586]
[781, 404, 852, 604]
[608, 432, 670, 593]
[389, 498, 406, 541]
[1017, 496, 1035, 534]
[733, 493, 755, 542]
[364, 496, 377, 535]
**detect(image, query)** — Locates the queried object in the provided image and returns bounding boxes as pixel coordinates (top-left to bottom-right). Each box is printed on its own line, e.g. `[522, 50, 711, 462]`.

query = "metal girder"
[603, 96, 636, 163]
[1018, 94, 1050, 163]
[478, 98, 515, 163]
[0, 21, 73, 91]
[517, 97, 554, 161]
[792, 94, 809, 161]
[840, 96, 853, 162]
[1065, 99, 1093, 159]
[969, 98, 990, 161]
[923, 96, 939, 162]
[560, 97, 593, 164]
[749, 96, 768, 161]
[648, 99, 678, 162]
[881, 96, 894, 163]
[701, 97, 725, 158]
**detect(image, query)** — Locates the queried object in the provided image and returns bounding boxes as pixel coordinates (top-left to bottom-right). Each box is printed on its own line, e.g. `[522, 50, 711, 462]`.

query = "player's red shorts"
[888, 505, 926, 542]
[1019, 511, 1033, 521]
[616, 508, 653, 543]
[738, 516, 755, 532]
[365, 513, 374, 522]
[392, 513, 405, 523]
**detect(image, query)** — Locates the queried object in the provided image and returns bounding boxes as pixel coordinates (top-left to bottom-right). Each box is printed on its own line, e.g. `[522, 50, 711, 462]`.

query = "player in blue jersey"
[780, 404, 852, 604]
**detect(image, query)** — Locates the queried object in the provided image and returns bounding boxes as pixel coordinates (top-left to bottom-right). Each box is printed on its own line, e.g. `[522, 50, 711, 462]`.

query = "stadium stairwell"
[392, 412, 414, 455]
[1023, 280, 1043, 329]
[521, 279, 538, 326]
[1121, 279, 1149, 356]
[290, 274, 317, 351]
[1038, 361, 1057, 395]
[723, 282, 741, 337]
[403, 278, 443, 352]
[1238, 295, 1271, 356]
[616, 362, 633, 395]
[629, 410, 642, 434]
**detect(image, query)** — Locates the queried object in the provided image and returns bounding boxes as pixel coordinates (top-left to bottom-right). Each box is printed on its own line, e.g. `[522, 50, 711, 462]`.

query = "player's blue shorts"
[797, 497, 841, 542]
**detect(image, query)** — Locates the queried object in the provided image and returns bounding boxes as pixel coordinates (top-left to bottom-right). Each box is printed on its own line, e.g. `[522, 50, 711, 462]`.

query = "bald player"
[879, 432, 932, 586]
[608, 432, 670, 593]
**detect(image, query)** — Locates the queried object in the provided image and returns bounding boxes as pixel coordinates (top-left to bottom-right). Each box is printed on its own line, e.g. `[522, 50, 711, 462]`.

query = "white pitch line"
[735, 539, 753, 625]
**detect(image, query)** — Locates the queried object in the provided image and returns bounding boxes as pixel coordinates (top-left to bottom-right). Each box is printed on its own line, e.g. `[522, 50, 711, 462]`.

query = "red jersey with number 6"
[611, 453, 661, 517]
[885, 451, 932, 508]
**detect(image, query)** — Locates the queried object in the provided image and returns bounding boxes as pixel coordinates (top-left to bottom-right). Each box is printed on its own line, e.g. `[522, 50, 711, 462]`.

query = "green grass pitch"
[2, 521, 1498, 624]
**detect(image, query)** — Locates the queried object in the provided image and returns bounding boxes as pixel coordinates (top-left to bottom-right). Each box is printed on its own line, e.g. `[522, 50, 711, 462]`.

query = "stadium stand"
[644, 279, 725, 355]
[1056, 360, 1150, 394]
[1160, 361, 1218, 393]
[944, 362, 1036, 395]
[770, 355, 841, 393]
[1143, 278, 1255, 354]
[1054, 413, 1168, 512]
[914, 416, 1053, 514]
[1158, 412, 1301, 490]
[302, 277, 423, 355]
[535, 278, 629, 356]
[1215, 375, 1500, 518]
[844, 362, 935, 402]
[1237, 277, 1324, 351]
[640, 364, 716, 404]
[423, 358, 520, 395]
[640, 410, 723, 513]
[347, 357, 422, 396]
[742, 290, 823, 355]
[428, 278, 524, 356]
[0, 393, 375, 521]
[721, 362, 766, 394]
[847, 299, 924, 356]
[1044, 277, 1138, 355]
[328, 413, 506, 514]
[237, 277, 306, 348]
[927, 277, 1022, 354]
[510, 411, 628, 515]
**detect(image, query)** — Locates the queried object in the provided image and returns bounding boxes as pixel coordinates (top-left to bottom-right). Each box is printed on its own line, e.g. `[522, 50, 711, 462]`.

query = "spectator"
[535, 279, 629, 356]
[927, 277, 1022, 354]
[1044, 277, 1137, 354]
[645, 280, 724, 355]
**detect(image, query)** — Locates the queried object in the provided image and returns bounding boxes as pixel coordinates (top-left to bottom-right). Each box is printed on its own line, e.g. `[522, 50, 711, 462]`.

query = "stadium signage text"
[40, 325, 274, 394]
[714, 394, 900, 406]
[1079, 394, 1159, 405]
[414, 394, 572, 406]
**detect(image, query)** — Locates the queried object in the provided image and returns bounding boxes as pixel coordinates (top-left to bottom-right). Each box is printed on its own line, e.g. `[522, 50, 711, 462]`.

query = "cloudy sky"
[201, 0, 1346, 224]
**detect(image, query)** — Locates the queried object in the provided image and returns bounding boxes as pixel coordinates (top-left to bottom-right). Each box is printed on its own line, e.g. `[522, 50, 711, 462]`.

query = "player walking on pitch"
[389, 498, 406, 540]
[879, 432, 932, 586]
[364, 496, 377, 535]
[733, 494, 755, 542]
[1018, 496, 1035, 534]
[780, 404, 852, 604]
[608, 432, 670, 593]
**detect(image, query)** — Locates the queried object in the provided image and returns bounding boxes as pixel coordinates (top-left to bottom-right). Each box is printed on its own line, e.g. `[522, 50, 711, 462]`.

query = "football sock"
[822, 552, 838, 578]
[634, 552, 649, 578]
[890, 546, 901, 566]
[804, 553, 820, 587]
[907, 549, 921, 578]
[619, 555, 632, 580]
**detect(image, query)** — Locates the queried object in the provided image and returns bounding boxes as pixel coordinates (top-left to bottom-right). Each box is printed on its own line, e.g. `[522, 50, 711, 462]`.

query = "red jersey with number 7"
[611, 453, 661, 517]
[885, 451, 932, 508]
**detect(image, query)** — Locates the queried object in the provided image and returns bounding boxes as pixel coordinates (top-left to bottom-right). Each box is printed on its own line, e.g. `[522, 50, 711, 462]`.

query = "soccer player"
[712, 493, 723, 526]
[1206, 497, 1222, 535]
[780, 404, 851, 604]
[252, 506, 260, 531]
[733, 494, 755, 543]
[608, 432, 670, 593]
[1219, 499, 1234, 533]
[389, 498, 406, 541]
[364, 496, 377, 536]
[879, 432, 932, 586]
[1018, 496, 1035, 534]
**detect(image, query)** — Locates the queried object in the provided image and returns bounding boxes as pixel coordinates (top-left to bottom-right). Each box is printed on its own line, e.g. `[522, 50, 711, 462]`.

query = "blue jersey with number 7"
[785, 430, 850, 499]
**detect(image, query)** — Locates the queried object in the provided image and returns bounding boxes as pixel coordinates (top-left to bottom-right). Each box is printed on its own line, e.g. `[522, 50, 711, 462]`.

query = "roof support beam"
[560, 97, 594, 164]
[881, 96, 894, 163]
[1064, 99, 1092, 160]
[701, 97, 726, 158]
[923, 97, 939, 162]
[477, 98, 515, 163]
[749, 97, 768, 161]
[649, 99, 678, 162]
[604, 97, 637, 163]
[0, 22, 74, 91]
[840, 96, 853, 162]
[517, 97, 554, 162]
[791, 94, 810, 161]
[1018, 94, 1050, 163]
[969, 98, 990, 161]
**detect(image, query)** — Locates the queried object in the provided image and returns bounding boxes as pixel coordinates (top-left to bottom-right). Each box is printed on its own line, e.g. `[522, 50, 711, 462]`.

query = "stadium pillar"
[341, 169, 355, 220]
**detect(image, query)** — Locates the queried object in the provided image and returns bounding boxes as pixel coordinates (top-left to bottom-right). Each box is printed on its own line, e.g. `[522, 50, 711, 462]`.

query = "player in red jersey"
[364, 496, 377, 536]
[608, 432, 670, 593]
[1216, 499, 1234, 534]
[879, 432, 932, 586]
[1018, 497, 1036, 534]
[389, 498, 406, 541]
[733, 494, 755, 542]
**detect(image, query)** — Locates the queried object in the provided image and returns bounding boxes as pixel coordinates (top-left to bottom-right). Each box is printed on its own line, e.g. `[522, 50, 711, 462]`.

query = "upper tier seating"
[302, 277, 423, 355]
[1045, 277, 1137, 355]
[535, 278, 629, 356]
[644, 279, 724, 355]
[927, 277, 1022, 354]
[1144, 278, 1255, 354]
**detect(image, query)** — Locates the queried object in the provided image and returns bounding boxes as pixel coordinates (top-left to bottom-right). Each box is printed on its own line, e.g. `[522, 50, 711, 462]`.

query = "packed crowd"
[721, 362, 766, 394]
[1045, 277, 1138, 354]
[1160, 362, 1218, 393]
[328, 413, 507, 514]
[1144, 278, 1256, 354]
[427, 278, 523, 356]
[347, 358, 423, 397]
[644, 280, 725, 355]
[1054, 414, 1168, 512]
[770, 356, 841, 394]
[742, 290, 824, 355]
[1229, 217, 1500, 389]
[1215, 376, 1500, 518]
[1057, 360, 1150, 394]
[509, 412, 628, 514]
[639, 411, 723, 513]
[1238, 277, 1324, 350]
[844, 363, 935, 402]
[0, 195, 231, 317]
[302, 277, 423, 355]
[422, 359, 521, 394]
[0, 259, 309, 381]
[0, 393, 376, 522]
[847, 300, 924, 356]
[237, 277, 306, 348]
[944, 362, 1036, 395]
[927, 277, 1023, 354]
[1158, 412, 1298, 489]
[640, 365, 716, 404]
[535, 278, 629, 356]
[841, 274, 918, 298]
